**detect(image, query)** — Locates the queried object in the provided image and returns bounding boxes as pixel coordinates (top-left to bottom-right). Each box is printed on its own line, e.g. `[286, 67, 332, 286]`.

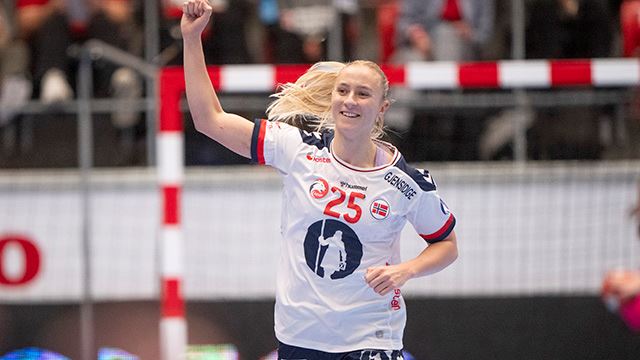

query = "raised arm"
[181, 0, 253, 158]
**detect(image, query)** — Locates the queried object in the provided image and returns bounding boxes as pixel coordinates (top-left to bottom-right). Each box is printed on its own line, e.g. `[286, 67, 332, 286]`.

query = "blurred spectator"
[333, 0, 359, 61]
[259, 0, 357, 63]
[204, 0, 253, 64]
[16, 0, 143, 128]
[16, 0, 74, 103]
[376, 0, 400, 63]
[392, 0, 495, 162]
[258, 0, 280, 63]
[621, 0, 640, 57]
[394, 0, 495, 62]
[621, 0, 640, 140]
[527, 0, 614, 59]
[161, 0, 253, 65]
[525, 0, 614, 160]
[87, 0, 144, 129]
[0, 1, 32, 126]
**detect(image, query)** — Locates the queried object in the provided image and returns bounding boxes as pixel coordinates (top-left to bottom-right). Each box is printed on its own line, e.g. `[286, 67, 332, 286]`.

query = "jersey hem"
[275, 331, 403, 354]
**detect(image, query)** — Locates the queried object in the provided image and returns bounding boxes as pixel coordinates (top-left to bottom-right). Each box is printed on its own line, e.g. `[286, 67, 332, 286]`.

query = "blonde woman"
[182, 1, 458, 358]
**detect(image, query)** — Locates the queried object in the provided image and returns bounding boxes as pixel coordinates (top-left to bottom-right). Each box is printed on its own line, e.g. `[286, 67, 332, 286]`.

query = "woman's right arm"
[181, 0, 253, 158]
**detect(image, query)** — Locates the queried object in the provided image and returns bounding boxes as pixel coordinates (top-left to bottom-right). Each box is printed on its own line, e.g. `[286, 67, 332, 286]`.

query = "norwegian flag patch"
[370, 199, 390, 220]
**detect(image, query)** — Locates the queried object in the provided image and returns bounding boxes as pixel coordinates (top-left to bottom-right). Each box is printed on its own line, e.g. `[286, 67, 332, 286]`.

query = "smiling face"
[331, 63, 389, 141]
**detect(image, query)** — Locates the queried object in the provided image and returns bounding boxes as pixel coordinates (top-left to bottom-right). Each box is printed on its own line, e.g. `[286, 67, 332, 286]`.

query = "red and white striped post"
[158, 68, 187, 360]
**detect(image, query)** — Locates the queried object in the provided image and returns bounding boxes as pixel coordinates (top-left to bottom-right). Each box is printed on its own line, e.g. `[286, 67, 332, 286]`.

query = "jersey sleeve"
[407, 187, 456, 244]
[250, 119, 302, 174]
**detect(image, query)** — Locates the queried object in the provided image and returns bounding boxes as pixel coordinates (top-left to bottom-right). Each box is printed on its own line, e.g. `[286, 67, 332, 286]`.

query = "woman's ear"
[379, 99, 391, 115]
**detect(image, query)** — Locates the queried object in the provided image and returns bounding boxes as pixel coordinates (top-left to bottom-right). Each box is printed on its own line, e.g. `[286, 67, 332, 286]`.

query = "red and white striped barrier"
[404, 59, 640, 88]
[155, 58, 639, 357]
[159, 59, 640, 96]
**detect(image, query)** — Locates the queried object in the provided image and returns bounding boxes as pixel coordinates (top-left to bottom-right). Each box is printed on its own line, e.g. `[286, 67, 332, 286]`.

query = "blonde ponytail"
[266, 61, 344, 131]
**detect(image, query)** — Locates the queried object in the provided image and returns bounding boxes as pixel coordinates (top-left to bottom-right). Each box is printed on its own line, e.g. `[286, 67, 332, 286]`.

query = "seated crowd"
[0, 0, 637, 166]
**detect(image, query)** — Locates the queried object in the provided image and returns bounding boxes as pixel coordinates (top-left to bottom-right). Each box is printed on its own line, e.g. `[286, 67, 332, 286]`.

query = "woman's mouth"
[340, 111, 359, 118]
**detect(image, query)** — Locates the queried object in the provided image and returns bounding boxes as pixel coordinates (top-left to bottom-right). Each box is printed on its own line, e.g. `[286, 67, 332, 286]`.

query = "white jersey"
[250, 119, 456, 352]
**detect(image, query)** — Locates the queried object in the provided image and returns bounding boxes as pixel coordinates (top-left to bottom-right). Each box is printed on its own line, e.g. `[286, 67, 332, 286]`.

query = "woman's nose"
[344, 92, 357, 106]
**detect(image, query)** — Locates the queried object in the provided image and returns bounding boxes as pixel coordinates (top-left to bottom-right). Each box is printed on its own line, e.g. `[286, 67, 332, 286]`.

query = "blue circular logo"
[303, 219, 362, 279]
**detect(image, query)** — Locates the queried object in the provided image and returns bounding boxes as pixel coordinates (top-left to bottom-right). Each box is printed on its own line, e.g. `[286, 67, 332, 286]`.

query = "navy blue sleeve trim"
[426, 216, 456, 244]
[250, 118, 264, 164]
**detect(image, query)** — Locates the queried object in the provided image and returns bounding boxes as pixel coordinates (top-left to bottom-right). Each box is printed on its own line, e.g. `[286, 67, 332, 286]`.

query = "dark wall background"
[1, 296, 639, 360]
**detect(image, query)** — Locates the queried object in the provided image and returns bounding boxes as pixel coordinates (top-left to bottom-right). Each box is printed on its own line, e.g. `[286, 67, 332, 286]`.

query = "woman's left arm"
[365, 231, 458, 295]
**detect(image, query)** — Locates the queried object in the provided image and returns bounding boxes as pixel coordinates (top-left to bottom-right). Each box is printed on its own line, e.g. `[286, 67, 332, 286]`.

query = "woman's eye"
[337, 88, 347, 95]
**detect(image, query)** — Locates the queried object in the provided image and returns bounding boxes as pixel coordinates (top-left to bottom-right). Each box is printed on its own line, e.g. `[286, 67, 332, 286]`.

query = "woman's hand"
[605, 270, 640, 302]
[365, 232, 458, 296]
[407, 24, 431, 59]
[181, 0, 213, 41]
[365, 264, 413, 296]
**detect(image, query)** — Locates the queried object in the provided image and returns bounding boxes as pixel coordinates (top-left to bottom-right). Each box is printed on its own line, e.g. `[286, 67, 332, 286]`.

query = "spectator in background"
[391, 0, 495, 162]
[258, 0, 280, 63]
[527, 0, 614, 59]
[15, 0, 143, 115]
[261, 0, 358, 64]
[376, 0, 400, 64]
[394, 0, 495, 62]
[620, 0, 640, 135]
[621, 0, 640, 57]
[0, 1, 32, 126]
[202, 0, 253, 65]
[87, 0, 144, 129]
[16, 0, 74, 103]
[16, 0, 144, 130]
[161, 0, 253, 65]
[333, 0, 359, 61]
[525, 0, 614, 160]
[275, 0, 331, 63]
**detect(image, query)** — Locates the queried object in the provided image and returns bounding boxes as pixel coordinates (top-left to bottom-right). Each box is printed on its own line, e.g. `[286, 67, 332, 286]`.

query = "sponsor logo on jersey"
[417, 168, 436, 186]
[383, 172, 417, 200]
[391, 288, 402, 310]
[370, 199, 390, 220]
[306, 152, 331, 163]
[266, 121, 281, 129]
[303, 219, 363, 280]
[339, 181, 368, 192]
[309, 178, 329, 199]
[440, 199, 451, 215]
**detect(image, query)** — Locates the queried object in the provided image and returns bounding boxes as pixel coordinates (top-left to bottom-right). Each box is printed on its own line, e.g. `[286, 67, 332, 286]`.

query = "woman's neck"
[332, 134, 377, 168]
